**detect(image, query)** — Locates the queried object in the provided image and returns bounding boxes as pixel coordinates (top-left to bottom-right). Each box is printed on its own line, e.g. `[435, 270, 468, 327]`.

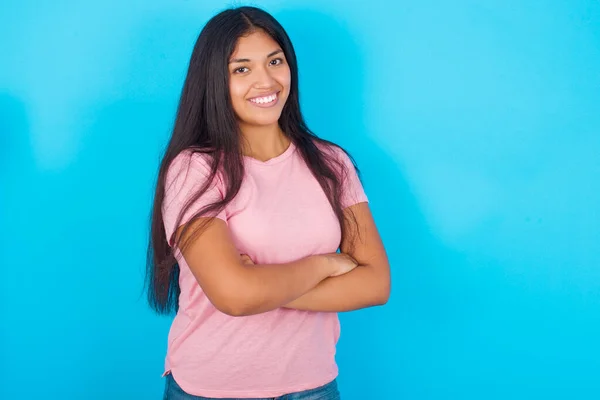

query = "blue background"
[1, 1, 599, 399]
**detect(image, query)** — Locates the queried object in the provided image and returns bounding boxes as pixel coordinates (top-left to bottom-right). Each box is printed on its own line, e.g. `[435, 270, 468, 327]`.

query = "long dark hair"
[146, 6, 360, 314]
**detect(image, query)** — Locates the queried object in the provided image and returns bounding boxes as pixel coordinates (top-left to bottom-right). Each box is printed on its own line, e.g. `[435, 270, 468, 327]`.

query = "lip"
[247, 91, 280, 108]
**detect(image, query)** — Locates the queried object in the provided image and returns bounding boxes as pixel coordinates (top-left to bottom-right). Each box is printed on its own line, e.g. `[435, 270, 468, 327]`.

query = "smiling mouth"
[248, 91, 280, 107]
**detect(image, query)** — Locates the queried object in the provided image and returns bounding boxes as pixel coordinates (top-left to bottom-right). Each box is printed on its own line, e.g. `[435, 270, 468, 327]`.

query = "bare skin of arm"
[175, 218, 358, 317]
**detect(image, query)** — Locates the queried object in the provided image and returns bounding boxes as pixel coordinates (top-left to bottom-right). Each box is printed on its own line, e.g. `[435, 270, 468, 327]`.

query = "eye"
[269, 58, 284, 66]
[233, 66, 249, 74]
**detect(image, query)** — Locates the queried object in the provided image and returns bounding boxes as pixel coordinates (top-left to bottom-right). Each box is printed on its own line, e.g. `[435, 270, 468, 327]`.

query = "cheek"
[229, 80, 248, 114]
[277, 67, 292, 91]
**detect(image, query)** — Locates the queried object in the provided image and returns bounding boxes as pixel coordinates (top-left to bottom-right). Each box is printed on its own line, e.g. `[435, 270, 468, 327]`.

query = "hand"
[240, 254, 255, 265]
[323, 252, 359, 277]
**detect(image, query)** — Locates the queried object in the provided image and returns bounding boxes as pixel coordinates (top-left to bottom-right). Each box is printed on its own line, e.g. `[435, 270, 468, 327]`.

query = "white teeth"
[250, 93, 277, 104]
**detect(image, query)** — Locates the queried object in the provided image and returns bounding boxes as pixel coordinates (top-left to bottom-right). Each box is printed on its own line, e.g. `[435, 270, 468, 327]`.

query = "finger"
[241, 254, 254, 265]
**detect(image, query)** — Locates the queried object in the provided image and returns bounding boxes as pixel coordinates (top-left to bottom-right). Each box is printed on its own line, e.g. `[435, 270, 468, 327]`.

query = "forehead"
[231, 30, 280, 58]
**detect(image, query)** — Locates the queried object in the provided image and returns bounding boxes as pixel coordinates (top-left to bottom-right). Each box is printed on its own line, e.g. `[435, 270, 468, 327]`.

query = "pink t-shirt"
[161, 140, 368, 398]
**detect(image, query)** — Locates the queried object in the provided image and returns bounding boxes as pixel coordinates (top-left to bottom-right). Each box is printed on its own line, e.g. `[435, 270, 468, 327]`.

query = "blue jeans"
[163, 373, 341, 400]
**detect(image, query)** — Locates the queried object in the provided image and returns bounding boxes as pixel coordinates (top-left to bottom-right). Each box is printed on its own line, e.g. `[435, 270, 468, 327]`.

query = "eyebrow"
[229, 49, 283, 64]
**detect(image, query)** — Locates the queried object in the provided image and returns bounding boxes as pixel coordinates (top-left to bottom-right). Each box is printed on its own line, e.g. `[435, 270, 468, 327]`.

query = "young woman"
[146, 6, 390, 400]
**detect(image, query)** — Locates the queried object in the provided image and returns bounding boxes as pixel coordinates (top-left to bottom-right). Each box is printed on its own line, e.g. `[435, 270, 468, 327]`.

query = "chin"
[246, 114, 283, 127]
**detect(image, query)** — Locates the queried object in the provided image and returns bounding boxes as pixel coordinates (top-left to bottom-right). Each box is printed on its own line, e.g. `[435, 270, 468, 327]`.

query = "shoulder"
[164, 148, 223, 196]
[313, 139, 356, 170]
[168, 148, 215, 175]
[312, 138, 367, 206]
[165, 148, 221, 185]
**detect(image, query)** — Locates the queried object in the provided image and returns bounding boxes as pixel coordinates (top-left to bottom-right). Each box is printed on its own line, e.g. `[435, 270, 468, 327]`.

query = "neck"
[239, 122, 290, 162]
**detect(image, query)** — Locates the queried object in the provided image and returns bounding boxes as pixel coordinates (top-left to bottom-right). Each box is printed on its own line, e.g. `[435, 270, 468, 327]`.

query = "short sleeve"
[162, 150, 227, 246]
[333, 146, 369, 209]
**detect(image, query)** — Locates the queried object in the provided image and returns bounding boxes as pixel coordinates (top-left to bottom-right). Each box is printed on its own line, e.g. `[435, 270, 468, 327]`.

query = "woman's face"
[228, 30, 291, 129]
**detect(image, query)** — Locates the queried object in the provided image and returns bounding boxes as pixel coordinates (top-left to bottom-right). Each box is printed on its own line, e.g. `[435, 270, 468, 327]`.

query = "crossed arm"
[282, 202, 391, 312]
[177, 202, 390, 316]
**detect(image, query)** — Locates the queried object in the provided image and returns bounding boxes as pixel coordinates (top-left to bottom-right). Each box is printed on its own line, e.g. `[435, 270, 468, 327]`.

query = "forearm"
[232, 255, 334, 316]
[283, 265, 389, 312]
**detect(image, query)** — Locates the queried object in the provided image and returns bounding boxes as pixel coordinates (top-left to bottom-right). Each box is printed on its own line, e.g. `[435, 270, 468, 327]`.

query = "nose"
[252, 65, 277, 89]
